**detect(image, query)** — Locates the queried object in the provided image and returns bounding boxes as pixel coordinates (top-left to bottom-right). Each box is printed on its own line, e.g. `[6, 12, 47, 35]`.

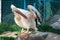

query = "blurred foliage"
[10, 24, 22, 32]
[37, 24, 60, 34]
[0, 23, 10, 34]
[0, 23, 60, 34]
[0, 36, 14, 40]
[0, 23, 21, 34]
[46, 2, 53, 20]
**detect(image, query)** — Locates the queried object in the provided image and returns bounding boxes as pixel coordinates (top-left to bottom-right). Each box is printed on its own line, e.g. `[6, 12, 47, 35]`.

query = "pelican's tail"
[27, 5, 41, 25]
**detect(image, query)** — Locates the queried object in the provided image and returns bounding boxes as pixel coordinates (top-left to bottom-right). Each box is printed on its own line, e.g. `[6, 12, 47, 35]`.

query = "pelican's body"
[14, 9, 36, 29]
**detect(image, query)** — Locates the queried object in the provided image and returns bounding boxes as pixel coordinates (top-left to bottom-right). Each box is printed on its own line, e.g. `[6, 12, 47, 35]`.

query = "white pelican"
[11, 4, 41, 33]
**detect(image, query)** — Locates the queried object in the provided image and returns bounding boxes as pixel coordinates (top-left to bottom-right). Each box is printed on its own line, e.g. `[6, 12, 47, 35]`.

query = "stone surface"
[47, 10, 60, 29]
[16, 31, 48, 40]
[46, 32, 60, 40]
[51, 19, 60, 29]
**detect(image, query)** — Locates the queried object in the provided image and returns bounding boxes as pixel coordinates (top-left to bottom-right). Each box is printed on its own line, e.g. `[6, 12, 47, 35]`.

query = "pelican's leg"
[21, 27, 24, 32]
[18, 27, 24, 35]
[26, 28, 29, 33]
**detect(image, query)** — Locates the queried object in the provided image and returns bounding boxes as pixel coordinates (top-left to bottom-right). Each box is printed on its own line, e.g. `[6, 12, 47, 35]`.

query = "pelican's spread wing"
[27, 5, 41, 24]
[28, 5, 41, 18]
[11, 5, 28, 19]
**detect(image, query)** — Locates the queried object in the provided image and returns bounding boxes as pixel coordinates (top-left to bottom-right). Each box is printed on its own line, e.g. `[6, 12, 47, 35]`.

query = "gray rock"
[46, 32, 60, 40]
[16, 31, 48, 40]
[47, 10, 60, 29]
[51, 18, 60, 29]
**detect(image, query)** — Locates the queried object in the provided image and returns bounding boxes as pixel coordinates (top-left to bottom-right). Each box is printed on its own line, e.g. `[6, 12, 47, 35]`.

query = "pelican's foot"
[25, 31, 31, 34]
[18, 31, 29, 40]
